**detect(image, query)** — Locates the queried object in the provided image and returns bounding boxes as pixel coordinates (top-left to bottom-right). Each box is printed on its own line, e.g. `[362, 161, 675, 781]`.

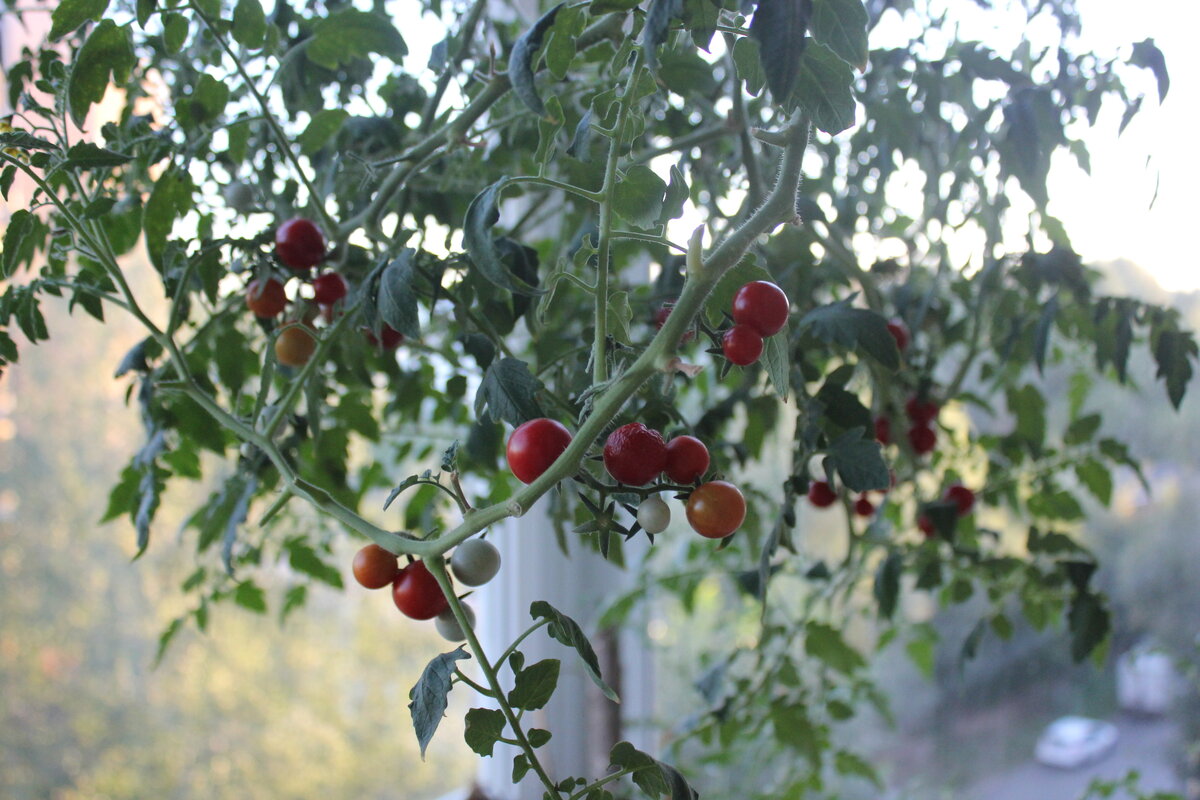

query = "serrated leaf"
[409, 647, 471, 757]
[50, 0, 110, 41]
[805, 621, 865, 673]
[798, 298, 898, 368]
[463, 179, 543, 296]
[609, 741, 697, 799]
[307, 10, 406, 69]
[612, 165, 667, 229]
[68, 19, 136, 129]
[474, 357, 544, 428]
[297, 109, 349, 156]
[508, 4, 563, 115]
[809, 0, 867, 69]
[793, 40, 856, 133]
[508, 658, 561, 711]
[531, 601, 619, 702]
[232, 0, 266, 49]
[750, 0, 811, 100]
[464, 707, 507, 756]
[1130, 38, 1169, 102]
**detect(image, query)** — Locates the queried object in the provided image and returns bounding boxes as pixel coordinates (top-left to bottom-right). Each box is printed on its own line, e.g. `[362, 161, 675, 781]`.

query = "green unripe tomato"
[636, 495, 671, 534]
[435, 604, 476, 642]
[450, 538, 501, 586]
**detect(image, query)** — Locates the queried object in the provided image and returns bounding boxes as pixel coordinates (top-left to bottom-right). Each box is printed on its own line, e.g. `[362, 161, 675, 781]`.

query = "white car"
[1035, 716, 1119, 769]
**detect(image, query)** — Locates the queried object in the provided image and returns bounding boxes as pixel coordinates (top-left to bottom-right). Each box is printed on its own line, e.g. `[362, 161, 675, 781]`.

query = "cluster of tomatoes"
[352, 537, 501, 640]
[720, 280, 790, 366]
[806, 478, 887, 518]
[246, 217, 404, 368]
[873, 395, 940, 456]
[917, 483, 976, 537]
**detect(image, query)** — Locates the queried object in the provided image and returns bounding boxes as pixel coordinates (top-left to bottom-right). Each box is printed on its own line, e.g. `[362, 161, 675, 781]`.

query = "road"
[969, 715, 1184, 800]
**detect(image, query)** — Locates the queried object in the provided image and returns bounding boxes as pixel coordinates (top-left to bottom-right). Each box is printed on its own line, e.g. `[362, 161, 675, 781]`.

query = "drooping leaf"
[234, 580, 267, 613]
[409, 647, 471, 757]
[2, 210, 35, 279]
[306, 9, 407, 69]
[474, 357, 544, 428]
[0, 130, 58, 152]
[530, 601, 619, 702]
[508, 4, 563, 115]
[872, 552, 901, 620]
[507, 658, 561, 711]
[609, 741, 697, 799]
[67, 20, 137, 128]
[463, 180, 543, 295]
[377, 249, 422, 339]
[749, 0, 812, 100]
[1032, 293, 1058, 373]
[762, 325, 792, 401]
[1074, 458, 1113, 506]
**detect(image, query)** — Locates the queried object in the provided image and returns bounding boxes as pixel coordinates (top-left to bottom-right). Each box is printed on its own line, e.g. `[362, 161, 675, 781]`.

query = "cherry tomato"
[887, 319, 910, 352]
[392, 561, 450, 620]
[874, 416, 892, 445]
[685, 480, 746, 539]
[654, 302, 696, 344]
[246, 277, 287, 318]
[731, 280, 789, 337]
[435, 604, 475, 642]
[807, 480, 838, 508]
[918, 514, 936, 537]
[904, 396, 940, 425]
[506, 418, 573, 484]
[907, 423, 937, 455]
[636, 494, 671, 534]
[944, 484, 976, 516]
[854, 495, 875, 517]
[275, 325, 317, 367]
[450, 538, 501, 587]
[603, 423, 668, 486]
[312, 271, 349, 305]
[275, 217, 326, 271]
[663, 435, 709, 484]
[352, 543, 399, 589]
[722, 324, 763, 366]
[364, 324, 405, 350]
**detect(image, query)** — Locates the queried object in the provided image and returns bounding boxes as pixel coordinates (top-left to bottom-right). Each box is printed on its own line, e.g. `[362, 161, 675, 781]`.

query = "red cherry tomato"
[352, 544, 399, 589]
[944, 484, 976, 516]
[663, 435, 710, 484]
[917, 514, 936, 537]
[685, 480, 746, 539]
[506, 418, 573, 484]
[731, 280, 789, 337]
[604, 423, 668, 486]
[887, 320, 910, 352]
[907, 423, 937, 455]
[722, 324, 763, 366]
[275, 217, 326, 271]
[807, 480, 838, 508]
[246, 278, 287, 318]
[275, 325, 317, 367]
[363, 324, 405, 350]
[854, 495, 876, 517]
[874, 416, 892, 445]
[904, 396, 940, 425]
[392, 561, 450, 620]
[654, 302, 696, 344]
[312, 271, 349, 305]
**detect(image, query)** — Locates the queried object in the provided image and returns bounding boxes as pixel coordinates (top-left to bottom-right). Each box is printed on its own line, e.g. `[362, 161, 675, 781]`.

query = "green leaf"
[162, 13, 188, 53]
[286, 541, 344, 588]
[0, 131, 58, 152]
[798, 298, 898, 369]
[612, 165, 667, 229]
[409, 647, 471, 757]
[605, 290, 634, 345]
[512, 754, 531, 782]
[377, 249, 422, 339]
[872, 551, 901, 619]
[60, 142, 132, 171]
[1130, 38, 1169, 102]
[1032, 293, 1058, 373]
[463, 179, 543, 295]
[474, 357, 544, 428]
[545, 6, 585, 79]
[464, 707, 507, 756]
[234, 581, 267, 613]
[50, 0, 110, 41]
[297, 109, 349, 156]
[805, 621, 865, 673]
[641, 0, 680, 70]
[232, 0, 267, 49]
[732, 36, 766, 95]
[835, 750, 882, 788]
[657, 164, 689, 225]
[1074, 458, 1113, 506]
[1153, 328, 1196, 409]
[762, 324, 791, 401]
[1027, 489, 1084, 521]
[810, 0, 867, 69]
[143, 168, 194, 271]
[508, 658, 561, 711]
[824, 428, 889, 492]
[1063, 413, 1101, 445]
[793, 40, 857, 134]
[609, 741, 697, 799]
[68, 19, 137, 129]
[906, 637, 935, 679]
[2, 209, 34, 279]
[1068, 591, 1110, 663]
[1006, 383, 1046, 450]
[769, 703, 822, 769]
[527, 728, 552, 748]
[508, 4, 563, 114]
[531, 601, 619, 702]
[175, 73, 229, 130]
[307, 10, 406, 69]
[749, 0, 811, 101]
